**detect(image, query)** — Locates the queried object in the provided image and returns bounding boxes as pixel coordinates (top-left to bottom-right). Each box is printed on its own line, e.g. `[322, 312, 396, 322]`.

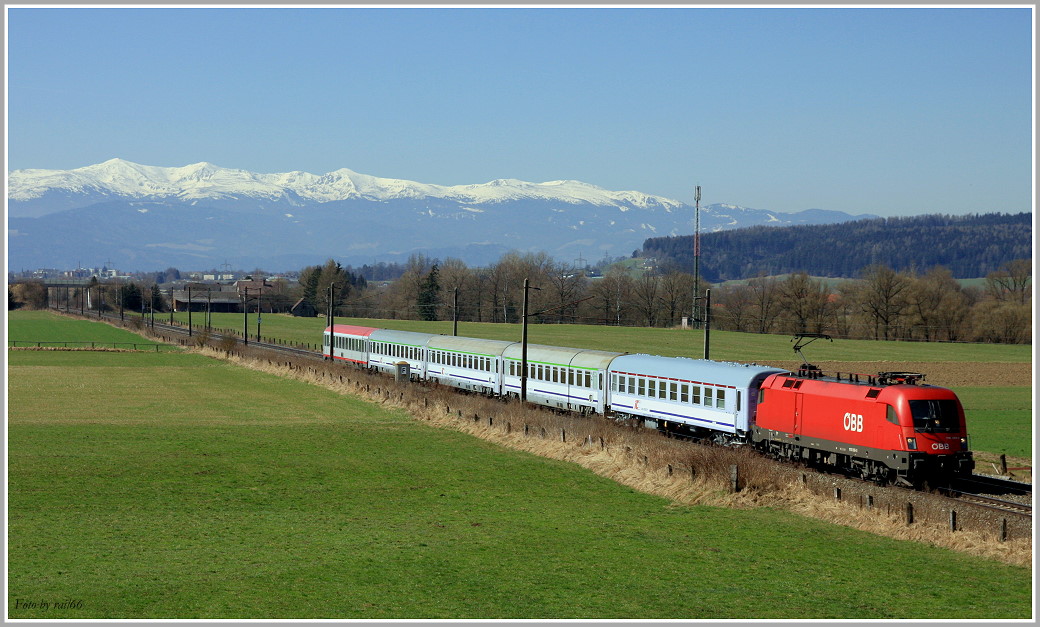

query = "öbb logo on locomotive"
[323, 324, 975, 487]
[843, 412, 864, 433]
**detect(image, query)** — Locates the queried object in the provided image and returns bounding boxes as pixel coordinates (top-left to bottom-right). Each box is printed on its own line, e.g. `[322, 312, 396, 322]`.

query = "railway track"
[100, 312, 323, 361]
[939, 475, 1033, 517]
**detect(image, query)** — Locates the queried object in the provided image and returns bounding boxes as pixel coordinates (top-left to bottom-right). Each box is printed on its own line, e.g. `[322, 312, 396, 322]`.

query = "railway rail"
[939, 475, 1033, 517]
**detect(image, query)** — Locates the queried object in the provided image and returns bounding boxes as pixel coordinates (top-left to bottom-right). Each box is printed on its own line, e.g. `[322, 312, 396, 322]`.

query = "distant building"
[171, 286, 242, 312]
[290, 298, 317, 317]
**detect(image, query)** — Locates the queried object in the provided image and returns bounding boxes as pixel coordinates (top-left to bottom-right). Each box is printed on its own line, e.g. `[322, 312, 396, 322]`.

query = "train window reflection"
[908, 400, 959, 433]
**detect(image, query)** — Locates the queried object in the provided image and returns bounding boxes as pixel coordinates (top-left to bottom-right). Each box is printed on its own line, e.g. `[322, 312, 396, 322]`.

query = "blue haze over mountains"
[7, 160, 880, 272]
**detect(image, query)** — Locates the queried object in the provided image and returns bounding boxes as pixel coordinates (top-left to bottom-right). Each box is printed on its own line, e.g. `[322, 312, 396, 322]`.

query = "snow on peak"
[8, 159, 685, 209]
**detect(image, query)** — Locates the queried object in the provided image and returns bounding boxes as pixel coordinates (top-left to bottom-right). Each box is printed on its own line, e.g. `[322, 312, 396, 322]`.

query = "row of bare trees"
[713, 261, 1031, 343]
[329, 253, 1031, 344]
[11, 253, 1029, 344]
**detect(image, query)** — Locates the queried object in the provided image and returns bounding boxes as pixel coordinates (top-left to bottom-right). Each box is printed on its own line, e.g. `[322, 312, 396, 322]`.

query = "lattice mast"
[692, 185, 702, 329]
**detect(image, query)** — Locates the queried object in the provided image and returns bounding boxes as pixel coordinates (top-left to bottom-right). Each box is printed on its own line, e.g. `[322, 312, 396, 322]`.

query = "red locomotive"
[752, 365, 974, 486]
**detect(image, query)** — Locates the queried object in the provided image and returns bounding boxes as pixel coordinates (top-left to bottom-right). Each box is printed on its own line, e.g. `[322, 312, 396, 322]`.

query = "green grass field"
[8, 310, 178, 350]
[956, 387, 1034, 459]
[174, 312, 1032, 363]
[7, 332, 1032, 619]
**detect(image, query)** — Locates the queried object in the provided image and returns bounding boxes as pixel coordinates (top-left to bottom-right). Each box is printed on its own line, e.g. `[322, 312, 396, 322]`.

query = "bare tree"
[659, 271, 696, 327]
[906, 266, 968, 341]
[858, 264, 912, 340]
[747, 275, 781, 334]
[543, 261, 587, 324]
[589, 265, 633, 326]
[776, 273, 831, 335]
[438, 258, 471, 321]
[631, 273, 663, 327]
[986, 258, 1032, 305]
[714, 283, 755, 332]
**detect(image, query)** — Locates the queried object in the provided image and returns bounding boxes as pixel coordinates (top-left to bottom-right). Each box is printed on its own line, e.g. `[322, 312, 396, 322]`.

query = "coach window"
[670, 382, 678, 401]
[637, 378, 646, 396]
[716, 390, 725, 409]
[703, 387, 713, 406]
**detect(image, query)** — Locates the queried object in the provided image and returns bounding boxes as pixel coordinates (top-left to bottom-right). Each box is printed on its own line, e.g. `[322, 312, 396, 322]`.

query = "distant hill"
[640, 212, 1032, 280]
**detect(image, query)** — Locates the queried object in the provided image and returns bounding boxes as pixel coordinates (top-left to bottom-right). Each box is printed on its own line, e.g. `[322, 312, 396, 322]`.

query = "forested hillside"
[641, 213, 1031, 281]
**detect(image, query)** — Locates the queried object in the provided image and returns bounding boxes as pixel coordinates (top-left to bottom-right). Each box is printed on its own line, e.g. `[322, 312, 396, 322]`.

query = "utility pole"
[520, 278, 541, 403]
[256, 288, 262, 342]
[187, 285, 193, 337]
[327, 283, 335, 360]
[242, 287, 249, 345]
[703, 289, 711, 360]
[452, 287, 458, 336]
[692, 184, 702, 329]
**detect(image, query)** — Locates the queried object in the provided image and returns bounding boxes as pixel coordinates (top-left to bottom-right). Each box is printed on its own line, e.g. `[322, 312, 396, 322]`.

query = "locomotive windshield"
[908, 399, 960, 433]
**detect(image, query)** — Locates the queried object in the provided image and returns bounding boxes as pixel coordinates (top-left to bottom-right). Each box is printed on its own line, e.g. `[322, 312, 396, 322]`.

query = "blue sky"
[6, 5, 1034, 216]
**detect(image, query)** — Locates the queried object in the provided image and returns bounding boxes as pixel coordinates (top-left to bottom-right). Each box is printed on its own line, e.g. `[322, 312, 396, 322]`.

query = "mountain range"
[8, 159, 879, 271]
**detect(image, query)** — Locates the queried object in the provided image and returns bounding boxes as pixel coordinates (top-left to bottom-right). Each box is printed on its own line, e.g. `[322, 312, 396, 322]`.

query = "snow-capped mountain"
[7, 159, 877, 271]
[9, 158, 683, 215]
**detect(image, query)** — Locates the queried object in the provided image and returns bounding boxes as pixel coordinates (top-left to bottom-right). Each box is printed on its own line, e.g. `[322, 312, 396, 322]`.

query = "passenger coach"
[323, 324, 378, 365]
[502, 343, 623, 415]
[427, 335, 514, 396]
[607, 355, 785, 442]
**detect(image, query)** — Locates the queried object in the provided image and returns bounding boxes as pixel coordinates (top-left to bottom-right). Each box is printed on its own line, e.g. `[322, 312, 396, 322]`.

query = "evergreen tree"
[120, 283, 143, 312]
[417, 264, 441, 321]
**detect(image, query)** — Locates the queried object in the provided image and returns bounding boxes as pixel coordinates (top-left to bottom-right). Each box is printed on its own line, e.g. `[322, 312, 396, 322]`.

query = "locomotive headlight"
[960, 437, 968, 450]
[906, 438, 918, 450]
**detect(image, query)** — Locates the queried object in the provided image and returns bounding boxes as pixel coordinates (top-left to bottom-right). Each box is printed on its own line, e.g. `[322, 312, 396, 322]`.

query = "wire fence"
[8, 340, 169, 352]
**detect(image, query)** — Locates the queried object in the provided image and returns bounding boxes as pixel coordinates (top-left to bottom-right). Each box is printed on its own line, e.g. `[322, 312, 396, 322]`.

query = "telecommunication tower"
[692, 185, 702, 329]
